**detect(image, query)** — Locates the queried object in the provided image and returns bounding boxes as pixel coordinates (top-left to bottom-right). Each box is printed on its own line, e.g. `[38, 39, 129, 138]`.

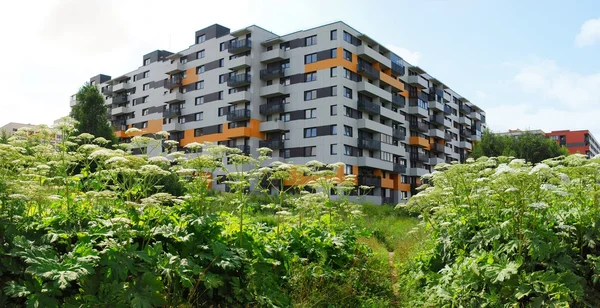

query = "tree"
[70, 83, 116, 142]
[0, 129, 8, 144]
[472, 129, 569, 164]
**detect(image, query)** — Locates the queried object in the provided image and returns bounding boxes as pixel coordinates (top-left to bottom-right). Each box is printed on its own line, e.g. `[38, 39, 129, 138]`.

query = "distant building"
[0, 122, 38, 136]
[496, 129, 546, 137]
[546, 130, 599, 158]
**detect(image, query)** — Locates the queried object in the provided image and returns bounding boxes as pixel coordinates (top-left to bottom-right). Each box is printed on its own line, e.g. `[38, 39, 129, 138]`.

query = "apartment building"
[70, 22, 486, 204]
[546, 130, 599, 158]
[0, 122, 38, 136]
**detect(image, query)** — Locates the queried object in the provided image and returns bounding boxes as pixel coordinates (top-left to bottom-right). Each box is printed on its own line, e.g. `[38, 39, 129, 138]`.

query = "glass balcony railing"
[358, 138, 381, 151]
[259, 103, 285, 115]
[357, 99, 380, 115]
[227, 109, 251, 122]
[228, 38, 252, 54]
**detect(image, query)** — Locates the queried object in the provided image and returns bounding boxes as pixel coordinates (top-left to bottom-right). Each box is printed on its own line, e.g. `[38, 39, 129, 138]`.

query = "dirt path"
[388, 251, 399, 306]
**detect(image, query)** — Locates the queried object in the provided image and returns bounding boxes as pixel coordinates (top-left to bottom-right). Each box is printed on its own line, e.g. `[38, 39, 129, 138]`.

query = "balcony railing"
[444, 132, 453, 140]
[227, 109, 251, 122]
[116, 124, 127, 132]
[358, 175, 382, 187]
[233, 145, 251, 155]
[358, 138, 382, 151]
[357, 62, 380, 80]
[357, 99, 380, 115]
[459, 128, 469, 137]
[259, 68, 285, 80]
[430, 143, 445, 152]
[393, 164, 406, 173]
[481, 114, 486, 123]
[392, 94, 405, 108]
[227, 73, 251, 87]
[410, 152, 429, 162]
[259, 103, 285, 115]
[165, 78, 183, 89]
[459, 104, 472, 114]
[382, 196, 395, 205]
[392, 129, 406, 140]
[163, 108, 182, 118]
[410, 121, 429, 132]
[102, 86, 113, 95]
[113, 94, 127, 104]
[444, 105, 452, 115]
[430, 115, 445, 126]
[228, 38, 252, 54]
[391, 62, 405, 76]
[259, 139, 284, 149]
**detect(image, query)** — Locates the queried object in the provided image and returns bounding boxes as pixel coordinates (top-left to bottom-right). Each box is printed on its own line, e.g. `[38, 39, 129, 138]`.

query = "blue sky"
[1, 0, 599, 136]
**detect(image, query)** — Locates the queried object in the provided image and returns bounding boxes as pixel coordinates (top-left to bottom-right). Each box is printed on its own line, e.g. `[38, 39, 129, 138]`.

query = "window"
[330, 30, 337, 40]
[180, 57, 188, 64]
[331, 85, 337, 96]
[280, 77, 291, 86]
[133, 75, 137, 82]
[330, 105, 337, 115]
[305, 108, 316, 119]
[144, 59, 150, 65]
[344, 125, 353, 137]
[305, 35, 317, 46]
[197, 50, 205, 59]
[330, 48, 337, 58]
[330, 67, 337, 77]
[305, 72, 317, 82]
[304, 90, 317, 101]
[219, 42, 226, 51]
[343, 31, 361, 46]
[197, 34, 206, 44]
[343, 49, 352, 61]
[143, 83, 150, 91]
[304, 146, 316, 157]
[343, 87, 352, 99]
[142, 96, 148, 104]
[304, 53, 317, 64]
[142, 109, 148, 116]
[196, 80, 204, 90]
[218, 91, 223, 100]
[304, 128, 317, 138]
[195, 96, 204, 105]
[194, 128, 203, 137]
[344, 164, 352, 175]
[280, 42, 290, 51]
[280, 113, 290, 122]
[218, 106, 231, 117]
[143, 71, 149, 78]
[142, 122, 148, 129]
[178, 117, 185, 124]
[219, 74, 227, 83]
[331, 144, 338, 155]
[219, 59, 224, 67]
[331, 125, 337, 135]
[197, 65, 205, 74]
[195, 112, 203, 121]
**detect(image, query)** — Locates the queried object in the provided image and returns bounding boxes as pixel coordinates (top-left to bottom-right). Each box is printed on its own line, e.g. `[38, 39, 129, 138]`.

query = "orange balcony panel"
[115, 130, 126, 138]
[379, 72, 405, 92]
[397, 183, 411, 192]
[381, 177, 394, 189]
[409, 136, 430, 150]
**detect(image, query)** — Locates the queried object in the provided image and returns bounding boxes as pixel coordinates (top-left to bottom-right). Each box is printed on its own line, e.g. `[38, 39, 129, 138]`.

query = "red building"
[546, 130, 599, 158]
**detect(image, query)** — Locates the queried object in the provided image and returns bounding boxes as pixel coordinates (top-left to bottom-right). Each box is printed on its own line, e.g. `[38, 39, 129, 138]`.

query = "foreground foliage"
[0, 120, 394, 307]
[402, 155, 600, 307]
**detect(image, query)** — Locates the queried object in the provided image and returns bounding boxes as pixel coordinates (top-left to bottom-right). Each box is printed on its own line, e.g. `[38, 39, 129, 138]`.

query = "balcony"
[259, 139, 284, 149]
[260, 48, 286, 63]
[111, 106, 129, 116]
[228, 91, 251, 104]
[407, 100, 429, 118]
[232, 145, 251, 155]
[392, 129, 406, 140]
[472, 133, 482, 142]
[410, 152, 429, 163]
[407, 75, 428, 89]
[166, 61, 185, 74]
[358, 138, 381, 151]
[357, 62, 380, 80]
[391, 62, 405, 76]
[259, 103, 285, 115]
[69, 94, 77, 107]
[430, 142, 445, 153]
[458, 116, 472, 126]
[101, 86, 113, 96]
[410, 121, 429, 133]
[165, 78, 183, 89]
[229, 56, 251, 70]
[163, 91, 184, 104]
[444, 132, 453, 140]
[393, 164, 406, 174]
[112, 82, 131, 93]
[406, 168, 430, 177]
[357, 119, 392, 135]
[429, 128, 445, 139]
[358, 156, 393, 171]
[229, 38, 252, 54]
[162, 108, 182, 118]
[163, 122, 183, 132]
[357, 81, 392, 102]
[409, 136, 429, 148]
[429, 100, 444, 112]
[392, 94, 405, 108]
[357, 45, 391, 68]
[430, 115, 445, 126]
[358, 175, 382, 187]
[430, 156, 445, 166]
[459, 141, 473, 151]
[259, 120, 285, 132]
[444, 105, 452, 115]
[459, 128, 470, 138]
[470, 111, 483, 121]
[227, 73, 251, 87]
[382, 196, 395, 205]
[227, 109, 251, 122]
[113, 94, 128, 104]
[260, 67, 285, 80]
[459, 104, 472, 114]
[357, 99, 380, 115]
[260, 84, 286, 97]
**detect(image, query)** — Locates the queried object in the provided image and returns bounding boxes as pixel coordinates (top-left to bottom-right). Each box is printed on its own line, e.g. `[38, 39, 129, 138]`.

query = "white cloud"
[575, 18, 600, 47]
[386, 44, 422, 65]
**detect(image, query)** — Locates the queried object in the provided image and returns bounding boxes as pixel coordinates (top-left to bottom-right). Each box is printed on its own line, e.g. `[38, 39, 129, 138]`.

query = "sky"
[1, 0, 599, 136]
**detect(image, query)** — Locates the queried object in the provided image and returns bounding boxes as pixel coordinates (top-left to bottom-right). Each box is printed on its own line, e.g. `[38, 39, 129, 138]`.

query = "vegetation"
[69, 83, 116, 143]
[0, 120, 424, 307]
[401, 155, 600, 307]
[472, 129, 570, 163]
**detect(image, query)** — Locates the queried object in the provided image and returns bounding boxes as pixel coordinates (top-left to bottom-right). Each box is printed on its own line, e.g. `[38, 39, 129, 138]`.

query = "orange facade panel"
[182, 68, 199, 86]
[409, 136, 430, 150]
[180, 119, 263, 145]
[397, 183, 411, 192]
[379, 71, 405, 92]
[304, 47, 359, 73]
